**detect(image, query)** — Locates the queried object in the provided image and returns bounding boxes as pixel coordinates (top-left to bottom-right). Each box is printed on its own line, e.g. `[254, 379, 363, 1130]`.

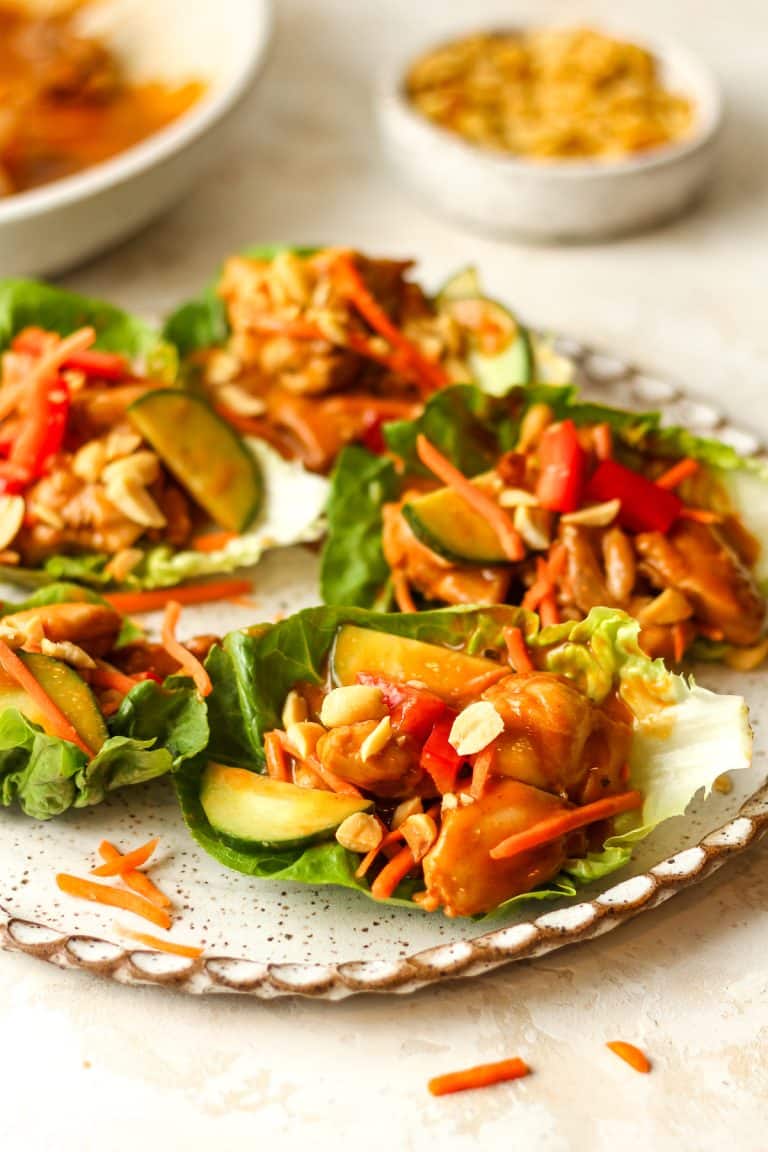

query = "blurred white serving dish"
[377, 29, 723, 242]
[0, 0, 271, 277]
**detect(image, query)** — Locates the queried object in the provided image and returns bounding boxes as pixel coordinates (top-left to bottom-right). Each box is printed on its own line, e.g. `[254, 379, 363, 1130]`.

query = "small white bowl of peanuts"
[377, 25, 723, 242]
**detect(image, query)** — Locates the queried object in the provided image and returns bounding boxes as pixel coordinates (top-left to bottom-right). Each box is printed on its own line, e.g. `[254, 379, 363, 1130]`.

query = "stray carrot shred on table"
[606, 1041, 651, 1074]
[117, 927, 203, 959]
[428, 1057, 531, 1096]
[56, 873, 171, 931]
[91, 837, 158, 877]
[98, 842, 171, 908]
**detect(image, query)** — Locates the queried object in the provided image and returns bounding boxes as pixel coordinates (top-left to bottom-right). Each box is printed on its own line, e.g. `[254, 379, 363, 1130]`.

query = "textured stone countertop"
[2, 1, 768, 1149]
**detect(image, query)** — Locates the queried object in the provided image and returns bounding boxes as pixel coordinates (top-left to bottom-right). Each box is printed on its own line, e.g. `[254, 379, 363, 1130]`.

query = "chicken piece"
[638, 620, 698, 663]
[635, 520, 765, 646]
[559, 524, 619, 615]
[382, 503, 512, 606]
[481, 672, 630, 801]
[0, 602, 121, 657]
[422, 778, 569, 917]
[316, 721, 423, 798]
[117, 636, 218, 680]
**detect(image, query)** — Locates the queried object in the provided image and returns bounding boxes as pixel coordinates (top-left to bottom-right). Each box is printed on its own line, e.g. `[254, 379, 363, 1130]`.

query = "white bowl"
[0, 0, 272, 277]
[377, 30, 723, 242]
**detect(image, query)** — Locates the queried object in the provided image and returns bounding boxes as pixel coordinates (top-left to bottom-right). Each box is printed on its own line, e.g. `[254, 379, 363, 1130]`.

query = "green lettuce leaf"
[0, 664, 209, 819]
[0, 279, 162, 358]
[320, 445, 399, 608]
[176, 605, 751, 915]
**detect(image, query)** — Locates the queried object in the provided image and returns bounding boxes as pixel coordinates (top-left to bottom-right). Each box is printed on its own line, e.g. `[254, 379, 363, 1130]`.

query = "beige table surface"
[2, 1, 768, 1149]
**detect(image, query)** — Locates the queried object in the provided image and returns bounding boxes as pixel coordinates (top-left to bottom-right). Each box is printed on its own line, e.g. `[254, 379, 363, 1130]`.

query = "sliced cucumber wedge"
[402, 483, 508, 564]
[440, 294, 533, 394]
[331, 625, 504, 700]
[200, 763, 373, 850]
[436, 266, 482, 306]
[0, 653, 108, 751]
[128, 389, 262, 533]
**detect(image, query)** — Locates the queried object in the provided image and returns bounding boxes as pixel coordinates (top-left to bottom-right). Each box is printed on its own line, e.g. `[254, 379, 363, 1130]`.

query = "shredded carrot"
[547, 542, 567, 582]
[355, 803, 441, 879]
[521, 576, 551, 613]
[161, 601, 212, 697]
[470, 745, 495, 798]
[428, 1057, 530, 1096]
[593, 423, 613, 461]
[370, 843, 417, 900]
[504, 626, 535, 674]
[672, 622, 687, 664]
[105, 579, 253, 614]
[656, 457, 699, 490]
[91, 660, 139, 696]
[228, 595, 261, 610]
[264, 730, 291, 782]
[606, 1041, 651, 1074]
[538, 593, 560, 628]
[416, 434, 525, 562]
[678, 506, 721, 525]
[117, 927, 203, 959]
[56, 873, 172, 931]
[392, 569, 417, 613]
[333, 253, 448, 393]
[306, 754, 363, 798]
[0, 639, 94, 756]
[91, 837, 158, 877]
[98, 842, 171, 908]
[192, 531, 237, 553]
[489, 790, 643, 860]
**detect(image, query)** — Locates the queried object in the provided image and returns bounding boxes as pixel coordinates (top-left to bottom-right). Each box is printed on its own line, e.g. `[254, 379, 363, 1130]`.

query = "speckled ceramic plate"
[1, 342, 766, 999]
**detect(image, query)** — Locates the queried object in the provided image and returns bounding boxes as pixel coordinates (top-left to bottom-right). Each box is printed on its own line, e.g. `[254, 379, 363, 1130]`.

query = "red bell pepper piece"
[587, 458, 682, 534]
[63, 349, 129, 381]
[420, 715, 463, 794]
[36, 380, 70, 469]
[356, 674, 447, 741]
[536, 420, 586, 513]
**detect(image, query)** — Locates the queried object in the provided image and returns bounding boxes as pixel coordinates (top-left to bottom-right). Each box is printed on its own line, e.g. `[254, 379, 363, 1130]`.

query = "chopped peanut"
[449, 701, 504, 757]
[401, 813, 438, 862]
[320, 685, 388, 728]
[335, 811, 385, 853]
[360, 715, 392, 762]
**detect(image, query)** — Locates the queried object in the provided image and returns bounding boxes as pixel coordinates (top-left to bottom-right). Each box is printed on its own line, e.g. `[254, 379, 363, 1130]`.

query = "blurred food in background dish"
[0, 0, 204, 197]
[405, 26, 695, 163]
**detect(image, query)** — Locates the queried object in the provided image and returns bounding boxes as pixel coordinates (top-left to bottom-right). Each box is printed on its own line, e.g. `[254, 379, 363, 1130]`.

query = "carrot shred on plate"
[98, 842, 171, 908]
[392, 569, 417, 613]
[370, 844, 416, 900]
[489, 790, 643, 860]
[306, 754, 363, 798]
[117, 927, 202, 959]
[606, 1041, 651, 1074]
[0, 639, 94, 757]
[656, 457, 699, 490]
[56, 873, 172, 931]
[91, 837, 158, 877]
[428, 1057, 530, 1096]
[161, 601, 212, 697]
[105, 579, 253, 614]
[416, 434, 525, 562]
[503, 626, 535, 674]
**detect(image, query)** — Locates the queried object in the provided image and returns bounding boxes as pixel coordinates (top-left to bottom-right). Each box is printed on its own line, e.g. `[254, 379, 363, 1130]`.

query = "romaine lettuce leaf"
[176, 605, 751, 916]
[0, 279, 162, 358]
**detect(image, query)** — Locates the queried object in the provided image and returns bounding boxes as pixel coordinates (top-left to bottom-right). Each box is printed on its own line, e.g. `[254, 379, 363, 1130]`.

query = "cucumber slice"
[441, 295, 533, 394]
[331, 625, 504, 701]
[0, 653, 108, 751]
[200, 763, 372, 850]
[402, 483, 508, 564]
[128, 389, 262, 533]
[436, 266, 482, 306]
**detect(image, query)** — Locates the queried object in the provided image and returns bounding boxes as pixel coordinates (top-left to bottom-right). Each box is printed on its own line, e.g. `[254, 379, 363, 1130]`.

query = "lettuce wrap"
[0, 582, 209, 819]
[0, 280, 328, 590]
[320, 384, 768, 664]
[174, 604, 751, 916]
